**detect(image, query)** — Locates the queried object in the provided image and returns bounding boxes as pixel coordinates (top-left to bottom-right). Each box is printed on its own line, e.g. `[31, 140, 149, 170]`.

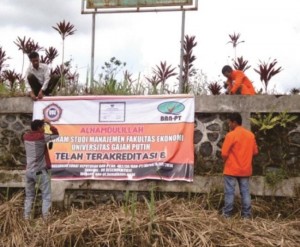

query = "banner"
[86, 0, 193, 9]
[33, 95, 194, 181]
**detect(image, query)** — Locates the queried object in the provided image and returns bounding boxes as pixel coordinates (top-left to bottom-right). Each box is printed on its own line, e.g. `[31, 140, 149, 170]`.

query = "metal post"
[179, 10, 186, 94]
[91, 12, 96, 89]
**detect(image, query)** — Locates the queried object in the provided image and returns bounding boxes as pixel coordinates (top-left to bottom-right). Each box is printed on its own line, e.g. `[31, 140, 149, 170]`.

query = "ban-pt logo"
[157, 101, 185, 115]
[158, 101, 185, 122]
[43, 103, 62, 122]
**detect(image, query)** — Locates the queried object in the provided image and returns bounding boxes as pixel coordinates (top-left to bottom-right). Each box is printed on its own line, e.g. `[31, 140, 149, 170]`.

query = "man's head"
[222, 65, 233, 78]
[28, 51, 40, 69]
[31, 119, 45, 131]
[228, 113, 242, 130]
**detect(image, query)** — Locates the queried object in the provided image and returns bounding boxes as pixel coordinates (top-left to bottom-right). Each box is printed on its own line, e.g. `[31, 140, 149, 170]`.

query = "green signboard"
[87, 0, 193, 9]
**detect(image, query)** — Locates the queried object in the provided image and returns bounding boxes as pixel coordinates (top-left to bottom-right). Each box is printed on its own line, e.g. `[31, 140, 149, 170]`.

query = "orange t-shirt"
[228, 70, 256, 95]
[221, 126, 258, 176]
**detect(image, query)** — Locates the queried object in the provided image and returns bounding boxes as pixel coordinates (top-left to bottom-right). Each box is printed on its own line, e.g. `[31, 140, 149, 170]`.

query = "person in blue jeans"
[221, 113, 258, 218]
[23, 119, 59, 220]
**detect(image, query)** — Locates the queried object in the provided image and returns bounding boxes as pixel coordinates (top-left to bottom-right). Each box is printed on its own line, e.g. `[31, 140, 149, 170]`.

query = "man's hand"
[43, 117, 51, 125]
[29, 91, 37, 101]
[37, 90, 44, 99]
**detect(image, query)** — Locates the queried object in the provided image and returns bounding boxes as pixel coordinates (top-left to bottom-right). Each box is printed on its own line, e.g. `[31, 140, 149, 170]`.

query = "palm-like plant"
[0, 47, 10, 74]
[40, 47, 59, 64]
[153, 61, 177, 94]
[14, 36, 43, 75]
[182, 35, 197, 93]
[2, 70, 22, 91]
[145, 75, 160, 95]
[254, 59, 283, 94]
[290, 88, 300, 95]
[233, 56, 251, 72]
[208, 81, 222, 95]
[50, 64, 70, 77]
[227, 32, 244, 59]
[52, 20, 76, 88]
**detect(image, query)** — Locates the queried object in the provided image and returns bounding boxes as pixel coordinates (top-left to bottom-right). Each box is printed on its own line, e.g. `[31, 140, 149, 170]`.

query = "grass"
[0, 191, 299, 247]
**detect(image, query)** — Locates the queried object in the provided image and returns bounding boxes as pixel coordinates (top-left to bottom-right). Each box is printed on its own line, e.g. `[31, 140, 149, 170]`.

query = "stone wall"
[1, 96, 300, 206]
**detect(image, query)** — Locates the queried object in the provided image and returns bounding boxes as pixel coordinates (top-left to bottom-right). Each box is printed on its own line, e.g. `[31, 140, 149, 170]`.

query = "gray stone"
[2, 129, 16, 138]
[198, 114, 216, 123]
[219, 114, 229, 121]
[12, 121, 24, 132]
[199, 142, 213, 157]
[222, 121, 229, 132]
[5, 115, 16, 123]
[0, 137, 9, 145]
[289, 131, 300, 144]
[207, 132, 219, 142]
[217, 138, 225, 148]
[10, 138, 21, 147]
[194, 130, 203, 144]
[0, 119, 8, 128]
[20, 114, 32, 126]
[206, 123, 221, 131]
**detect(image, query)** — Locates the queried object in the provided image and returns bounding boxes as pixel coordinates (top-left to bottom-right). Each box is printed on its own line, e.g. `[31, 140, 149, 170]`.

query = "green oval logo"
[157, 101, 185, 115]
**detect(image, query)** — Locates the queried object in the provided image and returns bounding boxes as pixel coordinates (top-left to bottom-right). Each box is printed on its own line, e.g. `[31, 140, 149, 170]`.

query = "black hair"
[31, 119, 44, 131]
[228, 113, 242, 125]
[222, 65, 233, 75]
[28, 51, 39, 60]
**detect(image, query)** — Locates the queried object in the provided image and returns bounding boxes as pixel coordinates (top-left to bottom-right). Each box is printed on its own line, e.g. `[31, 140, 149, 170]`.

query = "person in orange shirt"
[222, 65, 256, 95]
[221, 113, 258, 218]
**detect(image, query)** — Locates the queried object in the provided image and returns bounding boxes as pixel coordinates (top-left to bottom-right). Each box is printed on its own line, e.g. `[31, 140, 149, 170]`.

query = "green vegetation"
[2, 19, 297, 97]
[250, 112, 299, 185]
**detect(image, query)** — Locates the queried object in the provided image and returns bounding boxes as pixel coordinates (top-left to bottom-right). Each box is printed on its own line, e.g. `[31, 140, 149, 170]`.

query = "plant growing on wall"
[152, 61, 177, 94]
[145, 75, 160, 95]
[290, 88, 300, 95]
[233, 56, 251, 72]
[0, 47, 10, 75]
[250, 112, 298, 185]
[207, 81, 222, 95]
[254, 59, 282, 94]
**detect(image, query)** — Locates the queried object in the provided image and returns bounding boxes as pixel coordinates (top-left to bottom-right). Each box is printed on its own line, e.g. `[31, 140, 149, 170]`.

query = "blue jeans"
[222, 175, 251, 218]
[24, 169, 51, 219]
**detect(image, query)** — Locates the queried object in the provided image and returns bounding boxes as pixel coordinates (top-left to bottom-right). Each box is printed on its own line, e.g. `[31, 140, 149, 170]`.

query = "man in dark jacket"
[23, 119, 59, 220]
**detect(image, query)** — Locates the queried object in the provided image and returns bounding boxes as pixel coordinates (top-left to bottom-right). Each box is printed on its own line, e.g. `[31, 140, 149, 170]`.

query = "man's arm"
[221, 134, 233, 162]
[24, 67, 37, 100]
[230, 71, 244, 94]
[224, 79, 233, 94]
[38, 65, 51, 99]
[44, 120, 59, 142]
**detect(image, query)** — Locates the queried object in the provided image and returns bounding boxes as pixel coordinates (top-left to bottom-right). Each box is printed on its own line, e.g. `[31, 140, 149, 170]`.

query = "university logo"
[43, 103, 62, 122]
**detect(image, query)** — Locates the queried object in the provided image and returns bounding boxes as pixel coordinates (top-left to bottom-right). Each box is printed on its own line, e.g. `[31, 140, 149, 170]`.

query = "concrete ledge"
[194, 95, 300, 113]
[2, 95, 300, 114]
[0, 96, 33, 113]
[1, 171, 299, 202]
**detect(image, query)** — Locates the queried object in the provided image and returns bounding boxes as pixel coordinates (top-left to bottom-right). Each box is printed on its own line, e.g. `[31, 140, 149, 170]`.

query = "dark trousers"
[28, 74, 60, 96]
